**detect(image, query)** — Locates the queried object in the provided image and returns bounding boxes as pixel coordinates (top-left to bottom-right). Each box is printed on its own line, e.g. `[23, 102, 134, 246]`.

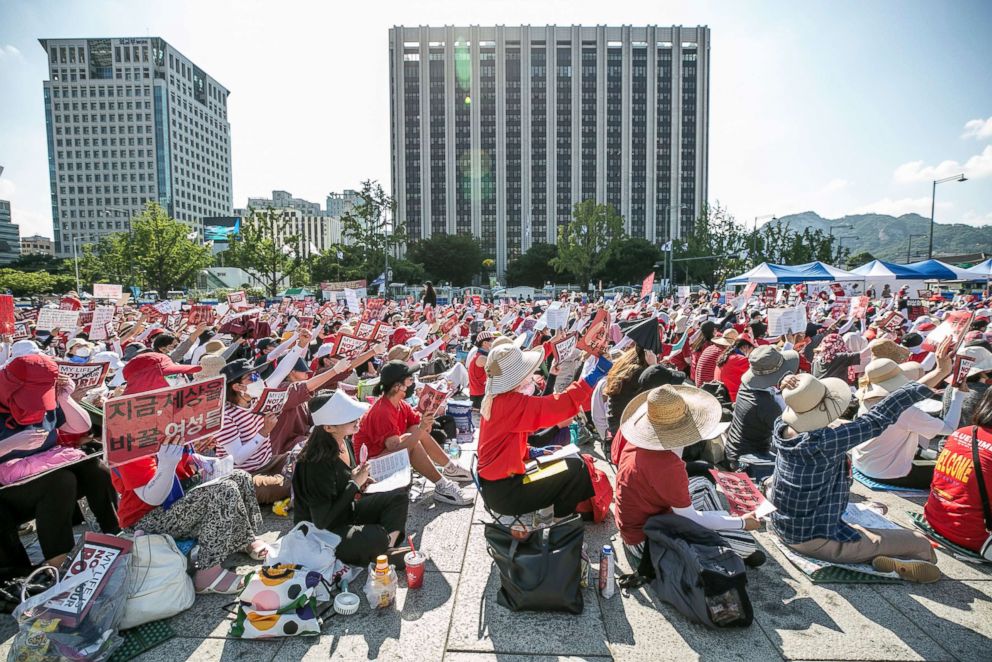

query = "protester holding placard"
[467, 330, 494, 409]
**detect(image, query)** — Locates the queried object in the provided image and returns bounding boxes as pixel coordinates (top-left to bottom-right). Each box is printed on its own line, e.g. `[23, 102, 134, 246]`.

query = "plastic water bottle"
[569, 421, 580, 445]
[599, 545, 616, 598]
[446, 440, 461, 460]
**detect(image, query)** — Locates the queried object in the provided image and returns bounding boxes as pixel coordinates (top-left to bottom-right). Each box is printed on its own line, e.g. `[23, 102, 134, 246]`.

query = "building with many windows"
[39, 37, 233, 256]
[20, 234, 55, 256]
[388, 25, 710, 274]
[326, 190, 362, 218]
[0, 200, 21, 265]
[247, 190, 322, 216]
[231, 207, 349, 257]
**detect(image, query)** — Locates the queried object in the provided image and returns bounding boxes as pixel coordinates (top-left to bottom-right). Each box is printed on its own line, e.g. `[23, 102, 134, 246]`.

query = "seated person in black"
[725, 346, 799, 468]
[293, 391, 409, 567]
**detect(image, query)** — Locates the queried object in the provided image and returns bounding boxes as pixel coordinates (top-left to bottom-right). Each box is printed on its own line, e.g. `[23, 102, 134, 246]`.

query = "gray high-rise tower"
[40, 37, 233, 256]
[388, 25, 710, 274]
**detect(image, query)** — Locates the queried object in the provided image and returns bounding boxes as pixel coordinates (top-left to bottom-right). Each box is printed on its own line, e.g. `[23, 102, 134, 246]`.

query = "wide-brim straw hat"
[485, 343, 545, 396]
[620, 384, 728, 451]
[869, 338, 911, 364]
[859, 358, 913, 400]
[710, 328, 740, 348]
[782, 374, 853, 433]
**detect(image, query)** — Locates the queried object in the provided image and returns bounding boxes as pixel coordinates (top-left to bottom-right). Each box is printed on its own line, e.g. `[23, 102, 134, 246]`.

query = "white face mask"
[245, 380, 266, 399]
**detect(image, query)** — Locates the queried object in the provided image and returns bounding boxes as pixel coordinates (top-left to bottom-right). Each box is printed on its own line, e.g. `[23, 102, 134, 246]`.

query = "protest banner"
[708, 470, 776, 517]
[355, 320, 378, 339]
[92, 283, 123, 299]
[103, 376, 226, 467]
[545, 302, 569, 330]
[343, 288, 361, 312]
[766, 305, 807, 336]
[880, 311, 905, 332]
[953, 355, 975, 388]
[87, 305, 116, 341]
[57, 361, 110, 393]
[849, 295, 870, 320]
[576, 309, 610, 357]
[321, 279, 367, 291]
[923, 310, 973, 350]
[762, 286, 777, 302]
[251, 387, 291, 416]
[830, 283, 845, 297]
[906, 299, 926, 321]
[640, 272, 655, 299]
[552, 333, 578, 362]
[153, 300, 180, 315]
[470, 295, 482, 308]
[44, 532, 132, 627]
[227, 290, 247, 310]
[417, 382, 449, 414]
[741, 282, 758, 301]
[36, 307, 80, 332]
[189, 304, 216, 326]
[13, 321, 30, 340]
[0, 294, 14, 335]
[332, 332, 370, 359]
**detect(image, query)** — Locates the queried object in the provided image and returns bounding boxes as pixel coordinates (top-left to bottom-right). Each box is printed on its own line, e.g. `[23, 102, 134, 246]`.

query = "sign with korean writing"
[103, 377, 226, 467]
[227, 290, 247, 310]
[576, 309, 610, 357]
[708, 470, 776, 517]
[906, 299, 926, 321]
[766, 305, 807, 336]
[43, 532, 132, 627]
[545, 303, 569, 330]
[344, 288, 360, 312]
[0, 295, 14, 335]
[552, 333, 578, 362]
[36, 307, 80, 332]
[923, 310, 974, 352]
[189, 304, 216, 326]
[880, 311, 905, 332]
[417, 383, 449, 414]
[13, 321, 30, 340]
[57, 361, 110, 393]
[251, 388, 290, 416]
[92, 283, 123, 299]
[321, 279, 367, 290]
[87, 305, 116, 341]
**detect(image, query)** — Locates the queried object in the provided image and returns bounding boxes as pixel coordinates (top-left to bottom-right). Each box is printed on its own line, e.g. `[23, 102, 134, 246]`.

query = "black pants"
[470, 394, 483, 409]
[869, 461, 936, 490]
[0, 458, 119, 563]
[333, 489, 409, 567]
[479, 456, 594, 517]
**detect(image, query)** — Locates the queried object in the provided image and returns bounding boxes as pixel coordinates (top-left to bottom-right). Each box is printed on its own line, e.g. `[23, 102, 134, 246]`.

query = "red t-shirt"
[715, 353, 749, 402]
[352, 396, 420, 460]
[614, 442, 691, 545]
[111, 454, 198, 529]
[468, 353, 488, 397]
[694, 343, 722, 384]
[477, 380, 591, 481]
[924, 425, 992, 552]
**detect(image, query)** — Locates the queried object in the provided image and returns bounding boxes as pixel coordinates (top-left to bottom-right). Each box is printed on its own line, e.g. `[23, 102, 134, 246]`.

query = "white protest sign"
[545, 303, 569, 330]
[766, 305, 808, 336]
[92, 283, 123, 299]
[88, 305, 116, 341]
[344, 288, 360, 312]
[36, 308, 80, 332]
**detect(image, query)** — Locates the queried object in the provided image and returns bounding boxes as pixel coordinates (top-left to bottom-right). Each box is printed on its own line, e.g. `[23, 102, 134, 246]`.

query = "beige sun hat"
[484, 342, 545, 396]
[387, 345, 413, 362]
[619, 384, 728, 451]
[197, 353, 227, 379]
[781, 373, 853, 433]
[710, 328, 740, 348]
[859, 358, 916, 400]
[202, 338, 226, 356]
[869, 338, 911, 365]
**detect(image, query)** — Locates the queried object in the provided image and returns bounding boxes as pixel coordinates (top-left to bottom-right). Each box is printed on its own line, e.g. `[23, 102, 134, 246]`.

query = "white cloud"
[962, 116, 992, 140]
[0, 44, 21, 59]
[962, 210, 992, 226]
[820, 178, 851, 193]
[850, 196, 953, 217]
[893, 145, 992, 183]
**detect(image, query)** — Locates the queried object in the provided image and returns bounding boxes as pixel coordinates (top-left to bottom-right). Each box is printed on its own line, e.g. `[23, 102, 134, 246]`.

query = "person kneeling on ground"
[770, 372, 940, 582]
[614, 384, 764, 569]
[111, 435, 268, 594]
[352, 360, 475, 507]
[293, 391, 410, 568]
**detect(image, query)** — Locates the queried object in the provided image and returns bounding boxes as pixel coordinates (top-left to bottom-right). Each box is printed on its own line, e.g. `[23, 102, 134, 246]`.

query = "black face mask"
[405, 383, 416, 399]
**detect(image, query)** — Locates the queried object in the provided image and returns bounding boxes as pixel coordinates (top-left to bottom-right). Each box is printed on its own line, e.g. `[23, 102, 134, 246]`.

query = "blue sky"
[0, 0, 989, 240]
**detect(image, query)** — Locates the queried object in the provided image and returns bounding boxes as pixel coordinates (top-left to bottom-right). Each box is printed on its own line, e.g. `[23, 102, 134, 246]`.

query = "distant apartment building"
[246, 190, 322, 216]
[232, 207, 348, 258]
[20, 234, 55, 256]
[0, 200, 21, 265]
[326, 189, 362, 218]
[40, 37, 233, 255]
[388, 25, 710, 273]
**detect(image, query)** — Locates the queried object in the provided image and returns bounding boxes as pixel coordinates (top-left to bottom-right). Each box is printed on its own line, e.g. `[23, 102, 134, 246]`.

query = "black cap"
[221, 358, 256, 383]
[902, 332, 924, 348]
[257, 337, 278, 351]
[638, 365, 686, 390]
[292, 357, 311, 374]
[373, 360, 419, 395]
[122, 343, 147, 362]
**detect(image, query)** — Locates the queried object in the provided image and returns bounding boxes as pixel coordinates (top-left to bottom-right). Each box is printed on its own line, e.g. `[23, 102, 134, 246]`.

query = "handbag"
[969, 427, 992, 561]
[230, 564, 331, 639]
[484, 514, 584, 614]
[120, 533, 195, 630]
[267, 522, 345, 599]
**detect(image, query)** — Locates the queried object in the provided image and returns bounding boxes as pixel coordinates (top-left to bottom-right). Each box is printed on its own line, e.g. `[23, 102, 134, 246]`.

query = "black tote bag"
[484, 514, 584, 614]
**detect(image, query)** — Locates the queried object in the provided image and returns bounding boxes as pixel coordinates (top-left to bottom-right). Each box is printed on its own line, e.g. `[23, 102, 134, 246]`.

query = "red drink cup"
[404, 551, 426, 589]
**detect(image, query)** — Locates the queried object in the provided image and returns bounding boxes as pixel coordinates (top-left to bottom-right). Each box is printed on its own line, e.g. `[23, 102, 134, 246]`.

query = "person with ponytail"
[476, 338, 612, 517]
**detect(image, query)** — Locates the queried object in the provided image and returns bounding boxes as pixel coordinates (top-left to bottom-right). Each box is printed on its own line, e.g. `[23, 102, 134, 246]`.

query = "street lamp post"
[657, 203, 688, 294]
[928, 173, 967, 259]
[906, 233, 927, 263]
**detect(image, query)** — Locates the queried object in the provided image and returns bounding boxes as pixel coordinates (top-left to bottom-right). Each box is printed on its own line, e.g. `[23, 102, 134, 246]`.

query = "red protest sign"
[227, 290, 247, 310]
[333, 333, 370, 360]
[44, 532, 132, 627]
[576, 309, 610, 357]
[417, 383, 449, 414]
[102, 377, 226, 467]
[830, 283, 845, 297]
[189, 304, 216, 326]
[355, 321, 378, 340]
[906, 299, 926, 321]
[923, 310, 973, 352]
[741, 282, 757, 301]
[880, 311, 905, 333]
[0, 295, 14, 335]
[709, 469, 775, 517]
[251, 387, 291, 416]
[57, 361, 110, 393]
[552, 333, 578, 362]
[470, 295, 482, 307]
[640, 272, 655, 299]
[13, 321, 29, 340]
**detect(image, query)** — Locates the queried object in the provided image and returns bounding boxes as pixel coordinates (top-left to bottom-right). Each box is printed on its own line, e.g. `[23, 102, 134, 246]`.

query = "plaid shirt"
[770, 383, 930, 544]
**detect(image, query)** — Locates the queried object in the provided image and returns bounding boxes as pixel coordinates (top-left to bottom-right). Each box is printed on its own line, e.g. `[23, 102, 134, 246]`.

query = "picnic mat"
[773, 504, 904, 584]
[852, 470, 929, 497]
[109, 619, 175, 662]
[908, 511, 990, 564]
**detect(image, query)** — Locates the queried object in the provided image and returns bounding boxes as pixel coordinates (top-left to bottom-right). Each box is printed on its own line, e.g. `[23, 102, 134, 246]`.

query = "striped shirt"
[214, 403, 272, 473]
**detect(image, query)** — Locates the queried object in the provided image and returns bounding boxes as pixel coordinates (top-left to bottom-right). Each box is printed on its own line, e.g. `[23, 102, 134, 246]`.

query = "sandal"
[196, 569, 244, 595]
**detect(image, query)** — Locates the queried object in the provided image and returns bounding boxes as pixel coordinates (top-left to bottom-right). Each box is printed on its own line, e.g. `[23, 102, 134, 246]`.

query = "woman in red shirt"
[715, 335, 756, 402]
[477, 339, 611, 517]
[468, 331, 494, 409]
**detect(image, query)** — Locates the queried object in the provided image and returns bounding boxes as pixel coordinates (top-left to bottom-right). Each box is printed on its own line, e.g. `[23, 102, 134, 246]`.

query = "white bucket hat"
[958, 345, 992, 377]
[619, 384, 728, 451]
[311, 390, 370, 426]
[484, 343, 545, 396]
[782, 374, 853, 433]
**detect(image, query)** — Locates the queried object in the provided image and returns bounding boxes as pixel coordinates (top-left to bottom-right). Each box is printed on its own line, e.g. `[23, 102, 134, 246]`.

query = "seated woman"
[476, 339, 611, 518]
[925, 387, 992, 555]
[614, 384, 762, 569]
[713, 335, 756, 402]
[0, 355, 119, 570]
[853, 353, 959, 489]
[111, 435, 266, 594]
[293, 392, 409, 567]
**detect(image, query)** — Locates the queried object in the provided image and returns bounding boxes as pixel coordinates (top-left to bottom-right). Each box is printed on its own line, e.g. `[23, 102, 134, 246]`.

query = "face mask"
[245, 380, 266, 399]
[404, 383, 416, 399]
[75, 348, 92, 358]
[69, 355, 88, 364]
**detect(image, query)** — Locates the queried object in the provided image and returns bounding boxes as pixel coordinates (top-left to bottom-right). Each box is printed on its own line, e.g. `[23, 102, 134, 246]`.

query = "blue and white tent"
[849, 259, 922, 280]
[726, 261, 861, 285]
[966, 258, 992, 278]
[905, 259, 979, 281]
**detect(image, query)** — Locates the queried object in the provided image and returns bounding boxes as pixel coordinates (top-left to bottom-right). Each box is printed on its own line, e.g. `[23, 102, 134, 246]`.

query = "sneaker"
[442, 463, 473, 482]
[872, 556, 941, 583]
[433, 479, 476, 507]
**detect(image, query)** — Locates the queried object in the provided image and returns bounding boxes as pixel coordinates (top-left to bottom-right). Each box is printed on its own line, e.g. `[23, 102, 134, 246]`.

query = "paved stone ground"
[2, 442, 991, 661]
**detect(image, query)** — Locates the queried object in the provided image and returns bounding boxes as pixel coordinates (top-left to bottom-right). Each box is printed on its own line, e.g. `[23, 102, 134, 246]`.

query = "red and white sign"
[640, 272, 655, 299]
[576, 309, 610, 357]
[332, 333, 370, 360]
[251, 388, 291, 416]
[92, 283, 123, 299]
[227, 290, 248, 310]
[709, 469, 776, 517]
[57, 361, 110, 393]
[417, 383, 449, 415]
[552, 333, 578, 362]
[0, 295, 14, 335]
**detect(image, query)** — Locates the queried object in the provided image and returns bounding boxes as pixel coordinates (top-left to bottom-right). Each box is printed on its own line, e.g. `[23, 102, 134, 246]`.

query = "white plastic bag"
[267, 522, 342, 599]
[121, 533, 195, 629]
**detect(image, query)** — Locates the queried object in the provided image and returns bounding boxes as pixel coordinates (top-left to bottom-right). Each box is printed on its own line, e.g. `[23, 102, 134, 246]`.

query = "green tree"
[550, 199, 625, 290]
[406, 233, 484, 285]
[845, 251, 875, 269]
[341, 180, 405, 282]
[0, 269, 59, 296]
[77, 234, 132, 287]
[8, 253, 71, 275]
[598, 238, 664, 285]
[129, 202, 213, 295]
[390, 258, 426, 285]
[677, 204, 749, 289]
[223, 208, 307, 297]
[309, 243, 368, 283]
[505, 243, 562, 287]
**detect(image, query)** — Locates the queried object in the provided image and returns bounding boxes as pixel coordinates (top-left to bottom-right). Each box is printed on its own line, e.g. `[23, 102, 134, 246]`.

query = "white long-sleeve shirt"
[591, 378, 610, 439]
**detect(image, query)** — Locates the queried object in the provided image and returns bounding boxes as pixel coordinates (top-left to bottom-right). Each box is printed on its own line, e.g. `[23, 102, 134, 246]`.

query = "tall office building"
[326, 190, 362, 218]
[40, 37, 233, 256]
[247, 190, 321, 216]
[388, 25, 710, 274]
[0, 200, 21, 265]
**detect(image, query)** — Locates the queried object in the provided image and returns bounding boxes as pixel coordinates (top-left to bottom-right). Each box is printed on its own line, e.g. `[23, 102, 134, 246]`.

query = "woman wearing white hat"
[293, 391, 410, 567]
[476, 339, 612, 517]
[614, 385, 762, 568]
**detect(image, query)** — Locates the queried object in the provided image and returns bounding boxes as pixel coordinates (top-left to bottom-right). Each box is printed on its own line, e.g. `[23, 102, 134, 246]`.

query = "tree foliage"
[845, 251, 876, 269]
[340, 180, 405, 283]
[599, 238, 664, 286]
[406, 233, 483, 285]
[550, 200, 625, 290]
[222, 208, 307, 296]
[505, 243, 562, 287]
[8, 254, 71, 274]
[0, 269, 63, 296]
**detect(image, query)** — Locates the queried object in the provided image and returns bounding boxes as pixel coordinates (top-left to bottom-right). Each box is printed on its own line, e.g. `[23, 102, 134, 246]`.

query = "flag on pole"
[641, 272, 655, 299]
[660, 240, 673, 252]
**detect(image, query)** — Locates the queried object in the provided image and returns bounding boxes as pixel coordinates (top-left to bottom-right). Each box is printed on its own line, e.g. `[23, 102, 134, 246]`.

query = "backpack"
[642, 513, 753, 628]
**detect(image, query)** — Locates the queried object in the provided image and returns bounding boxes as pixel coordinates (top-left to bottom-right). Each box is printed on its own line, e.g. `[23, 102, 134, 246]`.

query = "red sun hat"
[122, 352, 202, 395]
[0, 354, 60, 425]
